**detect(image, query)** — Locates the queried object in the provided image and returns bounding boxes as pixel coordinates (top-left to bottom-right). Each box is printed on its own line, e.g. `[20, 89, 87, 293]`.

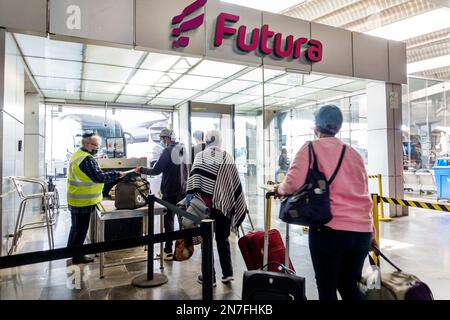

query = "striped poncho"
[186, 147, 248, 231]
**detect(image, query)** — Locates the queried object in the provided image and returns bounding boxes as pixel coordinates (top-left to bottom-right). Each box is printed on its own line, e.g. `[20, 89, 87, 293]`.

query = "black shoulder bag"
[278, 142, 346, 227]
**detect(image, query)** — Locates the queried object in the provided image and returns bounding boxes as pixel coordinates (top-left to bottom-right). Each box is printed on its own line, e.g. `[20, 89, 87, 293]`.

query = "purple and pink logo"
[171, 0, 207, 48]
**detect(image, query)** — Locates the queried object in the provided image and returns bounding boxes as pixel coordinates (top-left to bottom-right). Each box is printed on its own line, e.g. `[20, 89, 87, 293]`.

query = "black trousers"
[67, 205, 96, 259]
[308, 225, 371, 300]
[210, 209, 233, 278]
[162, 195, 179, 253]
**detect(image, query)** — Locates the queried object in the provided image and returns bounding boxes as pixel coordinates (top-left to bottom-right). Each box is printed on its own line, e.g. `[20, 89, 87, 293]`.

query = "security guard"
[67, 132, 124, 264]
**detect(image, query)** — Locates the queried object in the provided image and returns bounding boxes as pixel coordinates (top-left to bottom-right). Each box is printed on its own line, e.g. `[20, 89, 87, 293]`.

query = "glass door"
[188, 102, 235, 163]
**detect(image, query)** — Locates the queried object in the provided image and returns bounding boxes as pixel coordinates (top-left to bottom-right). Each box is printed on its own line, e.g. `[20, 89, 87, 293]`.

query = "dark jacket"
[278, 154, 290, 171]
[192, 143, 206, 161]
[141, 142, 187, 198]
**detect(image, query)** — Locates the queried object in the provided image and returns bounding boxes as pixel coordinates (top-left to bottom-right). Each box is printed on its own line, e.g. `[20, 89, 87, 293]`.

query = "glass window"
[45, 105, 172, 206]
[402, 77, 450, 170]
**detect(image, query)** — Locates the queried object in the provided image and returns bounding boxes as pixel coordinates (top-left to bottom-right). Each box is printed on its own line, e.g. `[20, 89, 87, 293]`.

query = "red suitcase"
[238, 229, 295, 273]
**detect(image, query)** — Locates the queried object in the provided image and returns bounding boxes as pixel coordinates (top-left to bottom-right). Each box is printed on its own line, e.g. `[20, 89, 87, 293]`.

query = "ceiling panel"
[35, 76, 81, 92]
[82, 92, 118, 102]
[15, 33, 83, 61]
[83, 63, 133, 83]
[269, 73, 303, 86]
[303, 74, 326, 83]
[85, 45, 145, 67]
[195, 91, 231, 103]
[149, 97, 183, 106]
[121, 84, 156, 96]
[301, 89, 347, 101]
[189, 60, 247, 78]
[273, 86, 321, 98]
[214, 80, 258, 94]
[303, 76, 354, 89]
[171, 75, 223, 90]
[82, 80, 123, 94]
[154, 73, 180, 87]
[221, 94, 259, 104]
[238, 68, 284, 82]
[129, 69, 166, 86]
[116, 95, 150, 104]
[158, 88, 200, 100]
[169, 57, 201, 74]
[331, 81, 366, 93]
[140, 52, 181, 72]
[42, 89, 81, 100]
[26, 57, 82, 79]
[242, 83, 290, 96]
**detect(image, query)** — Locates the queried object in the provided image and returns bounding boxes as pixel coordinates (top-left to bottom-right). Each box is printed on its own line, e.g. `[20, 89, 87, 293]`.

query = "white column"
[24, 93, 44, 178]
[367, 82, 406, 217]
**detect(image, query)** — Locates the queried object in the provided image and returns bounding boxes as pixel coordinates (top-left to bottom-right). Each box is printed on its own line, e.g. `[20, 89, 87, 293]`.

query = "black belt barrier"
[0, 194, 215, 300]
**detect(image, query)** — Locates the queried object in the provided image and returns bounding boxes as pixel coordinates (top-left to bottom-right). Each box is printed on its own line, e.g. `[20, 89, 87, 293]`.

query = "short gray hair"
[82, 134, 101, 146]
[205, 130, 222, 147]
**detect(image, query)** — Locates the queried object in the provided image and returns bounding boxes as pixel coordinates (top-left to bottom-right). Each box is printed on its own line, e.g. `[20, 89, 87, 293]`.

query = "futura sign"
[170, 0, 323, 64]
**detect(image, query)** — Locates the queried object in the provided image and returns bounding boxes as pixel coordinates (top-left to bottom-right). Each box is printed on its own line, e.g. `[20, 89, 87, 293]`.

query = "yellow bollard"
[377, 174, 392, 222]
[371, 194, 380, 267]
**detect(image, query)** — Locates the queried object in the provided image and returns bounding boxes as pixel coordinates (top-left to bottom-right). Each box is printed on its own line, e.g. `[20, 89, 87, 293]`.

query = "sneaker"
[156, 252, 173, 261]
[221, 275, 234, 283]
[197, 274, 217, 287]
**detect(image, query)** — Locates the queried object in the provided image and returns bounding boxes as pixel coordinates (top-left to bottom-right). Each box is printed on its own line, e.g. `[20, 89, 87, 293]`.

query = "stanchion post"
[131, 194, 168, 288]
[146, 195, 155, 281]
[371, 194, 380, 267]
[201, 219, 215, 301]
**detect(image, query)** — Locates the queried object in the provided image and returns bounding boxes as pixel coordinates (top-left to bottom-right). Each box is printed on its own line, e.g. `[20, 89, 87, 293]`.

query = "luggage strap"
[308, 142, 346, 185]
[371, 245, 402, 272]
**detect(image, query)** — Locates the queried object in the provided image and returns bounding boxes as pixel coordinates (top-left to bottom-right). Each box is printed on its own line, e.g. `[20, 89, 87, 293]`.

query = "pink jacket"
[278, 137, 373, 233]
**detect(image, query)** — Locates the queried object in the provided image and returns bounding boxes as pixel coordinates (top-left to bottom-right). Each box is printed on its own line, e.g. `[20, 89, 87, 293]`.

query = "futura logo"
[171, 0, 207, 48]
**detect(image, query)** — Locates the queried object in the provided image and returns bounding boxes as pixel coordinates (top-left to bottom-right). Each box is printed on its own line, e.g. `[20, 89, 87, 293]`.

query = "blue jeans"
[309, 225, 371, 300]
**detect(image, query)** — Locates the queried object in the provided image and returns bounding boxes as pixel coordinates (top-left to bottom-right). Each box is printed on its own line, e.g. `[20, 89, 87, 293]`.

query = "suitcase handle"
[261, 262, 295, 275]
[264, 191, 290, 270]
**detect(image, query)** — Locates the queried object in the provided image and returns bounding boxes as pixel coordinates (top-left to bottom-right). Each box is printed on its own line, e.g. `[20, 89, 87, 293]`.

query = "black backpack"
[279, 142, 346, 227]
[114, 173, 150, 209]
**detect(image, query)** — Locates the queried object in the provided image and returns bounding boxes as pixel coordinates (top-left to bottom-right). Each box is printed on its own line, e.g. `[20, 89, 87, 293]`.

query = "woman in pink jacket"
[274, 105, 374, 300]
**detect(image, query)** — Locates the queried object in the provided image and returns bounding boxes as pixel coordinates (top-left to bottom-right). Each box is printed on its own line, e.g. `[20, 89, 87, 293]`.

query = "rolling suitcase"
[238, 229, 295, 272]
[241, 191, 306, 300]
[238, 189, 294, 272]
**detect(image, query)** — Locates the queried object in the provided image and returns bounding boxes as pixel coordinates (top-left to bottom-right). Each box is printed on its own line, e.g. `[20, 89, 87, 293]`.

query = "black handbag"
[279, 142, 346, 227]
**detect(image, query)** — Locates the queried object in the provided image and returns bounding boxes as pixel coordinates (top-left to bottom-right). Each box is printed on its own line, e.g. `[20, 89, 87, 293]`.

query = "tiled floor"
[1, 191, 450, 300]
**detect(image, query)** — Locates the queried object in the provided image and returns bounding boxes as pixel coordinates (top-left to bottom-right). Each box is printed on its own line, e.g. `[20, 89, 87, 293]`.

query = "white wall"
[0, 31, 25, 255]
[24, 93, 45, 178]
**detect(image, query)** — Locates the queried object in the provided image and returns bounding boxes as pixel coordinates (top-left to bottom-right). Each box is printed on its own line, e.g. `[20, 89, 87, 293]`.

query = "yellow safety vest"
[67, 149, 104, 207]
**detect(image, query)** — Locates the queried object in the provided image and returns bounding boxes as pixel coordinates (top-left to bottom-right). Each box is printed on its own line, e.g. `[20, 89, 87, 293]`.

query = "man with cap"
[274, 105, 375, 300]
[134, 128, 188, 260]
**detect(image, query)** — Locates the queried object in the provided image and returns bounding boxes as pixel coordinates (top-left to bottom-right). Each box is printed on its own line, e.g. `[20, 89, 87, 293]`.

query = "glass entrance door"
[188, 102, 235, 163]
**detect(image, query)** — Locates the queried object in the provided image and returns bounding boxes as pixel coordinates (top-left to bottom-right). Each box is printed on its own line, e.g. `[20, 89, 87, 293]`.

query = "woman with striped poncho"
[186, 130, 248, 285]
